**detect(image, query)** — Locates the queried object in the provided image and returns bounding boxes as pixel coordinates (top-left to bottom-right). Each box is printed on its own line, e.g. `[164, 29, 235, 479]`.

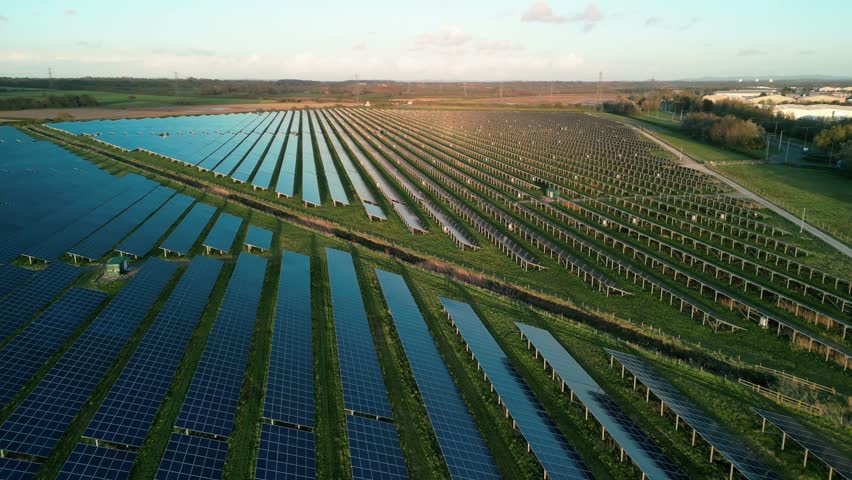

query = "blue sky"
[0, 0, 849, 81]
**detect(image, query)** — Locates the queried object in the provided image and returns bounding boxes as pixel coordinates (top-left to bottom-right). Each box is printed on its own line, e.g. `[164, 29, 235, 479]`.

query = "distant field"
[0, 87, 266, 108]
[713, 163, 852, 244]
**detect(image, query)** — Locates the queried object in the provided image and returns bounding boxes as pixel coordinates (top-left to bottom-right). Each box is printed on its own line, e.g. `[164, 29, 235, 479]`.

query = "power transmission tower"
[463, 82, 467, 97]
[355, 74, 360, 104]
[174, 72, 180, 99]
[499, 82, 503, 99]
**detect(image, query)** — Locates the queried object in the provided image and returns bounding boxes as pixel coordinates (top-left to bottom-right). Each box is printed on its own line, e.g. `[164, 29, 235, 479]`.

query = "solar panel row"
[0, 287, 107, 409]
[251, 112, 293, 190]
[116, 193, 195, 257]
[0, 264, 33, 300]
[325, 248, 394, 419]
[244, 225, 273, 252]
[263, 251, 314, 427]
[198, 113, 269, 172]
[255, 424, 316, 480]
[201, 212, 243, 255]
[159, 202, 217, 256]
[346, 415, 408, 480]
[58, 443, 137, 480]
[376, 270, 500, 480]
[233, 112, 283, 183]
[301, 113, 322, 207]
[174, 252, 267, 438]
[607, 349, 778, 480]
[441, 298, 592, 480]
[517, 323, 687, 480]
[275, 111, 300, 198]
[83, 256, 224, 448]
[309, 110, 349, 206]
[156, 433, 228, 480]
[0, 261, 81, 343]
[213, 112, 276, 177]
[0, 258, 178, 459]
[69, 186, 176, 261]
[0, 457, 40, 479]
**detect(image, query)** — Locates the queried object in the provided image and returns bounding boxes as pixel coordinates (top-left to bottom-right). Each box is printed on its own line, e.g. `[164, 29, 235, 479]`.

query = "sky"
[0, 0, 850, 81]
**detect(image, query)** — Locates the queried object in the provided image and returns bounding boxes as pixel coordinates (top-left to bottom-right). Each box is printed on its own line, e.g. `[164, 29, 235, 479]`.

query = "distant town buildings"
[773, 104, 852, 120]
[702, 84, 851, 119]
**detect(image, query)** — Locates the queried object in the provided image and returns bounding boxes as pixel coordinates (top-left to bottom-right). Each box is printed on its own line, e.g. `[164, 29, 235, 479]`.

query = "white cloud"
[644, 16, 660, 26]
[737, 48, 765, 57]
[521, 2, 603, 32]
[413, 26, 471, 50]
[351, 42, 367, 51]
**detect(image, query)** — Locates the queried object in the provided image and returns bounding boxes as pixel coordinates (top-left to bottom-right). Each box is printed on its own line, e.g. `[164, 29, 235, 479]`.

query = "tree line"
[0, 94, 98, 110]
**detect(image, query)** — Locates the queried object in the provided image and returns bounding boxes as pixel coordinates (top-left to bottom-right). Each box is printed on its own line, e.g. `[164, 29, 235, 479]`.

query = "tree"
[838, 141, 852, 176]
[814, 124, 852, 150]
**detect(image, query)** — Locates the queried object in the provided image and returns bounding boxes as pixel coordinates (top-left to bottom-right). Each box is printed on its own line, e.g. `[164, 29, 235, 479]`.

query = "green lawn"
[0, 87, 268, 108]
[712, 163, 852, 245]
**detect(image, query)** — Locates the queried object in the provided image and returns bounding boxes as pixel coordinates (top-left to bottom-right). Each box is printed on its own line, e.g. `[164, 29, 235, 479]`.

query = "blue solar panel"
[156, 433, 228, 480]
[363, 203, 387, 221]
[441, 298, 592, 480]
[213, 113, 274, 177]
[0, 265, 33, 300]
[376, 270, 500, 480]
[116, 194, 195, 257]
[175, 252, 267, 437]
[301, 114, 322, 207]
[276, 111, 300, 198]
[0, 258, 178, 458]
[198, 114, 268, 172]
[69, 186, 175, 261]
[0, 457, 40, 479]
[309, 111, 349, 206]
[201, 212, 243, 255]
[518, 324, 687, 480]
[346, 415, 408, 480]
[232, 112, 281, 183]
[326, 248, 393, 419]
[255, 424, 316, 480]
[24, 175, 157, 262]
[57, 443, 137, 480]
[159, 203, 217, 256]
[244, 225, 273, 252]
[607, 349, 778, 480]
[263, 252, 313, 427]
[83, 256, 224, 448]
[0, 287, 106, 456]
[0, 261, 81, 343]
[315, 111, 378, 205]
[251, 112, 293, 190]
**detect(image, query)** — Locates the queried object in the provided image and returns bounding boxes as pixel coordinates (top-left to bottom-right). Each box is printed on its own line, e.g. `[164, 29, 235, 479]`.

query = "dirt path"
[624, 120, 852, 258]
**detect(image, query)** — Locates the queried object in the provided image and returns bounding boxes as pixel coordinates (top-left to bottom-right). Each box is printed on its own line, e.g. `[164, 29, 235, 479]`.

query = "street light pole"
[785, 138, 791, 163]
[778, 131, 784, 149]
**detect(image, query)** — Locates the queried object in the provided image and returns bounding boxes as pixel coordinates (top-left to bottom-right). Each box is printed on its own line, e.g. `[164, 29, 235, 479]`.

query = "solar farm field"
[1, 106, 849, 480]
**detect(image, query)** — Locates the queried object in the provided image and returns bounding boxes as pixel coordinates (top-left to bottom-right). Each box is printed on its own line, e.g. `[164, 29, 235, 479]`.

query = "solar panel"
[232, 112, 281, 183]
[156, 433, 228, 480]
[376, 270, 500, 480]
[276, 111, 300, 198]
[309, 111, 349, 206]
[159, 203, 217, 256]
[263, 252, 314, 427]
[24, 175, 158, 262]
[0, 287, 106, 456]
[346, 415, 408, 480]
[606, 349, 779, 480]
[441, 298, 592, 480]
[753, 408, 852, 479]
[0, 264, 33, 300]
[57, 443, 137, 480]
[175, 253, 267, 438]
[363, 202, 387, 221]
[252, 112, 293, 190]
[326, 248, 393, 419]
[216, 113, 276, 178]
[0, 259, 178, 459]
[301, 113, 322, 207]
[315, 111, 378, 205]
[517, 323, 687, 480]
[244, 225, 273, 252]
[0, 261, 82, 343]
[83, 256, 224, 447]
[69, 186, 175, 261]
[0, 457, 40, 479]
[115, 193, 195, 257]
[201, 212, 243, 255]
[255, 424, 316, 480]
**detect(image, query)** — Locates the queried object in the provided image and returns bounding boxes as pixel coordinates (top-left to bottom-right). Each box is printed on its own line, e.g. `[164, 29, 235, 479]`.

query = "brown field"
[0, 100, 359, 121]
[463, 93, 619, 105]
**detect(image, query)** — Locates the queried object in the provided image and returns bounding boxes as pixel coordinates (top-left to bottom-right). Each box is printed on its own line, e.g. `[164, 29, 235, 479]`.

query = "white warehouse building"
[774, 104, 852, 120]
